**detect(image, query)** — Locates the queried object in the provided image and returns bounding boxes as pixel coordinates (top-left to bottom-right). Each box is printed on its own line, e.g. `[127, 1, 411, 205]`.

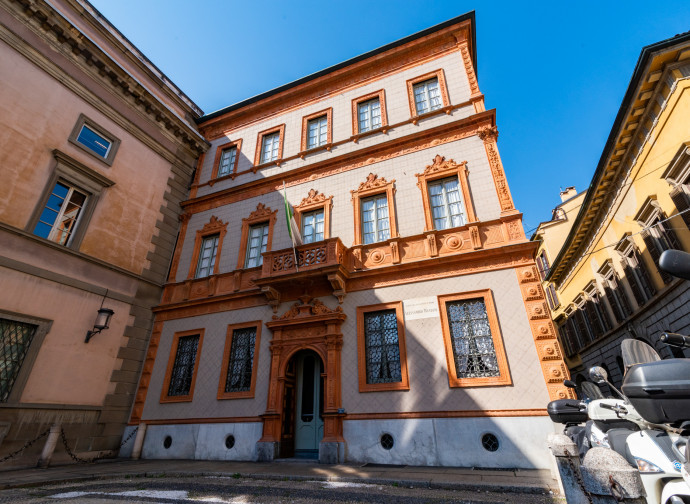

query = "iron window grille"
[167, 334, 200, 397]
[364, 310, 402, 384]
[224, 327, 256, 393]
[0, 318, 38, 403]
[446, 299, 499, 378]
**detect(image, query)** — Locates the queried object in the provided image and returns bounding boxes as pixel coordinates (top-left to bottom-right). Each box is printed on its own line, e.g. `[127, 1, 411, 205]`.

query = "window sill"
[350, 127, 389, 144]
[410, 105, 453, 125]
[298, 143, 334, 159]
[251, 159, 283, 173]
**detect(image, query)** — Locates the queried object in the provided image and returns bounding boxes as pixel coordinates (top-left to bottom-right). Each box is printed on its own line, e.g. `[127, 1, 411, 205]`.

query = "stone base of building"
[120, 416, 557, 469]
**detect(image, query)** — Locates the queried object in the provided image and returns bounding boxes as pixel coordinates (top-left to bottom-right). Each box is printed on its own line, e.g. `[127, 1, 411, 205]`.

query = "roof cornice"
[198, 11, 476, 127]
[548, 31, 690, 284]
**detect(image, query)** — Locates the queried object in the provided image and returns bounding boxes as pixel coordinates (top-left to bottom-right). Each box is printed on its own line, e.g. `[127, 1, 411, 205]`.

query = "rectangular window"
[195, 234, 219, 278]
[260, 132, 281, 163]
[217, 146, 237, 177]
[428, 176, 466, 230]
[0, 318, 38, 403]
[166, 334, 200, 398]
[358, 98, 381, 133]
[245, 223, 269, 268]
[33, 181, 88, 246]
[546, 283, 560, 310]
[77, 125, 112, 159]
[438, 290, 510, 387]
[301, 209, 325, 244]
[413, 78, 442, 114]
[445, 298, 499, 379]
[357, 302, 409, 392]
[361, 194, 390, 245]
[221, 325, 259, 396]
[307, 116, 328, 149]
[537, 252, 551, 280]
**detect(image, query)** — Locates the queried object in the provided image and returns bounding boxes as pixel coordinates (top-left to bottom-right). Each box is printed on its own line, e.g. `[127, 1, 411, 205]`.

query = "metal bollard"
[37, 424, 61, 469]
[130, 422, 147, 460]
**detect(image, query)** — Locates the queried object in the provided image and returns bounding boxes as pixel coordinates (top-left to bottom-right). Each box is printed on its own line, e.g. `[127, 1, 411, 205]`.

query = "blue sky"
[89, 0, 690, 232]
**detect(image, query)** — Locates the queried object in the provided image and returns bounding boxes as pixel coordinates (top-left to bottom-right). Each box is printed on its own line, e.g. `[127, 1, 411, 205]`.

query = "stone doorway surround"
[257, 296, 346, 463]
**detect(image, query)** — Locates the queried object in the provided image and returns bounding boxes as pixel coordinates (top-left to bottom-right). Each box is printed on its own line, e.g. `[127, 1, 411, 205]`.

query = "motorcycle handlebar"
[660, 332, 690, 349]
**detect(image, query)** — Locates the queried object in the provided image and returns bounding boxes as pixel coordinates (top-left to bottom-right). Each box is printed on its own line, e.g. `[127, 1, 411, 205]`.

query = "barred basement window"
[224, 328, 255, 392]
[0, 318, 38, 403]
[161, 330, 204, 403]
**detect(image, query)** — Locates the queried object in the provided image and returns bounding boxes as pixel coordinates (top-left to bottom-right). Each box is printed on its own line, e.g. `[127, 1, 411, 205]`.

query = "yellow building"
[535, 32, 690, 385]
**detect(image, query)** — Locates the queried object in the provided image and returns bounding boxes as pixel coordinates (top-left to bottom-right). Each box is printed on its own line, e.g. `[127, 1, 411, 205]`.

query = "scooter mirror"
[589, 366, 608, 384]
[563, 379, 577, 389]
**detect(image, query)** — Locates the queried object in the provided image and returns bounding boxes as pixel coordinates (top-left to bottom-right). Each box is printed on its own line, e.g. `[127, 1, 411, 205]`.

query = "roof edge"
[198, 11, 475, 124]
[547, 30, 690, 283]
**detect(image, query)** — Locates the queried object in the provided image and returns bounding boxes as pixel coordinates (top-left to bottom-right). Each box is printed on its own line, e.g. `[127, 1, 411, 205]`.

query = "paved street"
[0, 475, 563, 503]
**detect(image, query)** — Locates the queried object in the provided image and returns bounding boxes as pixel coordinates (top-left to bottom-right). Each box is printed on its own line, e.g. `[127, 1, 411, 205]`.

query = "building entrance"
[291, 351, 324, 458]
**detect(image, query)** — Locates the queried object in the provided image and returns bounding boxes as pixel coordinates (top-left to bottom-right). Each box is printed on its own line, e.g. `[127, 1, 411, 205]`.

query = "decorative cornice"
[199, 215, 227, 234]
[352, 173, 395, 195]
[5, 0, 207, 155]
[275, 295, 343, 320]
[416, 155, 467, 180]
[298, 189, 331, 208]
[477, 125, 498, 142]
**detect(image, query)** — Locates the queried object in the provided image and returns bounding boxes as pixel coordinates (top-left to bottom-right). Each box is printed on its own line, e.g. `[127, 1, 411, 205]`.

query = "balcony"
[254, 238, 349, 308]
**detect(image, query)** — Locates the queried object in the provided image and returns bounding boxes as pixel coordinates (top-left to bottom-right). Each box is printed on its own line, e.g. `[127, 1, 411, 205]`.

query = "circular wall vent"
[163, 435, 172, 449]
[225, 435, 235, 450]
[481, 433, 499, 452]
[380, 433, 394, 450]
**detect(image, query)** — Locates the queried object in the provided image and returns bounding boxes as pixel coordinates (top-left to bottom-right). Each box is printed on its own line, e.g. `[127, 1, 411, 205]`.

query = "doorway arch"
[257, 296, 346, 463]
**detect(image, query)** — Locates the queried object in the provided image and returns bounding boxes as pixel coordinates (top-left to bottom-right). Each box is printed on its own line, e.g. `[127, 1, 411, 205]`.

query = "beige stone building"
[123, 12, 570, 469]
[534, 32, 690, 385]
[0, 0, 207, 465]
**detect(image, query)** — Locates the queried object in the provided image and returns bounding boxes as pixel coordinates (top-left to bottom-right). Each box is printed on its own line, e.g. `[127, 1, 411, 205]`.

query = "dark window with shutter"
[537, 252, 550, 280]
[584, 300, 604, 338]
[546, 284, 560, 310]
[623, 263, 646, 307]
[591, 293, 612, 332]
[567, 316, 585, 351]
[642, 216, 681, 284]
[574, 309, 593, 344]
[558, 321, 575, 357]
[669, 186, 690, 228]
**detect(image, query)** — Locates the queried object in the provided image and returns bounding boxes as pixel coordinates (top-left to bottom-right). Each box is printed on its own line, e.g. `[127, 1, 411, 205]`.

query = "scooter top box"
[621, 358, 690, 424]
[547, 399, 588, 424]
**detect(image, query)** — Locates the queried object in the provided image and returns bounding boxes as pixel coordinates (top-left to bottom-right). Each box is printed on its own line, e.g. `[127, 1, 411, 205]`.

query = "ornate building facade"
[0, 0, 206, 465]
[536, 32, 690, 386]
[122, 13, 569, 469]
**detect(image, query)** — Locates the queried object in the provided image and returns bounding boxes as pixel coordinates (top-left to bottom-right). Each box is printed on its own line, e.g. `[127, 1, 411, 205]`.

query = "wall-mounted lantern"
[85, 307, 114, 343]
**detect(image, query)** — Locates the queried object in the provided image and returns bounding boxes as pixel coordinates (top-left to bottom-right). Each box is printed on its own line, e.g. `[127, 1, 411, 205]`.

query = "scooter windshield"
[580, 381, 605, 400]
[621, 338, 660, 372]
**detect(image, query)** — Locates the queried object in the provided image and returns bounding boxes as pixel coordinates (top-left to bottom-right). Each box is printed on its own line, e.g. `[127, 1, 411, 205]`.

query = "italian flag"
[283, 182, 302, 247]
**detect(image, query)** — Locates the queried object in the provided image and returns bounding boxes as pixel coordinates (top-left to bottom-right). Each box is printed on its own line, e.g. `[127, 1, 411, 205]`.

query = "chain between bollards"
[0, 427, 51, 463]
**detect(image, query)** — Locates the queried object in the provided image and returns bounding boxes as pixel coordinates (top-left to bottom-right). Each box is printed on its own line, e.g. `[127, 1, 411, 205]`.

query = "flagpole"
[283, 181, 299, 272]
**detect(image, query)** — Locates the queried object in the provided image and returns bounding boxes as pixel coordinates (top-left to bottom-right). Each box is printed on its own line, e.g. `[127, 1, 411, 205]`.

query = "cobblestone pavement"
[0, 475, 564, 503]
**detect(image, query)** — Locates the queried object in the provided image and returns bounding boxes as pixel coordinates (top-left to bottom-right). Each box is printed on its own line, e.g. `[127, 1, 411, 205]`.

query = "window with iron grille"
[413, 78, 442, 114]
[363, 310, 402, 384]
[445, 298, 499, 379]
[0, 318, 38, 403]
[167, 334, 200, 397]
[195, 234, 219, 278]
[224, 327, 256, 393]
[428, 176, 466, 230]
